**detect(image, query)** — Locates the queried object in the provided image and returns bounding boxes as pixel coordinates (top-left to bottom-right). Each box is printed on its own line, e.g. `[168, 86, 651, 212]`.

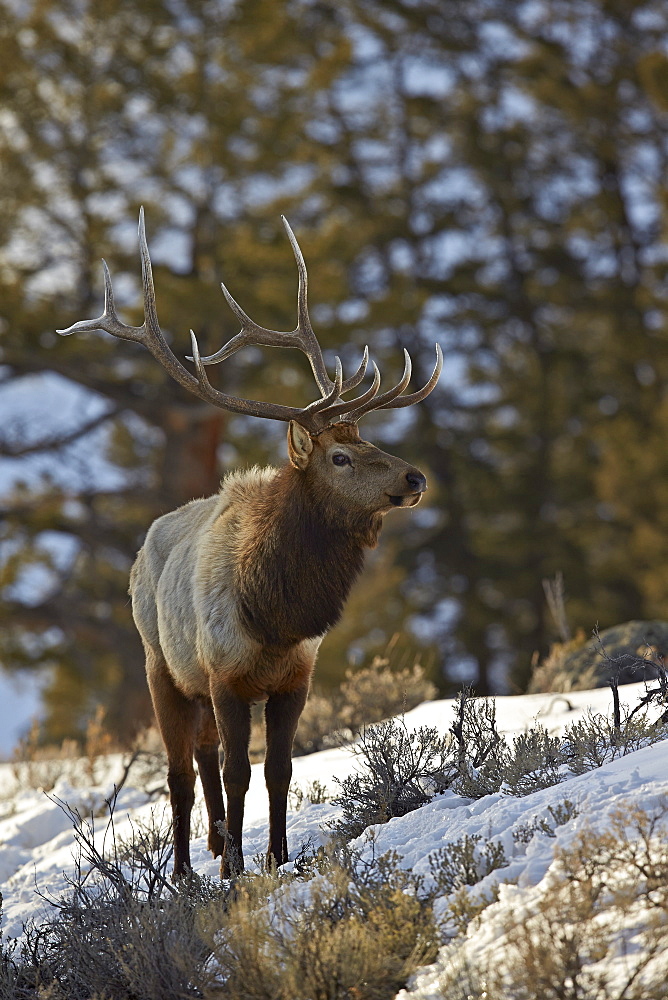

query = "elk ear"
[287, 421, 314, 470]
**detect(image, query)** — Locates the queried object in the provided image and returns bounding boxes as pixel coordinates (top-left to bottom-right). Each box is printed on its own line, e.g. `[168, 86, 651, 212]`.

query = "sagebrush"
[331, 684, 668, 840]
[0, 795, 438, 1000]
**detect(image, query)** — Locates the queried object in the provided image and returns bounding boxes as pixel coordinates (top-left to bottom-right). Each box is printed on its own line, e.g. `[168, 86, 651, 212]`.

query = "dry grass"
[10, 706, 117, 793]
[528, 631, 598, 693]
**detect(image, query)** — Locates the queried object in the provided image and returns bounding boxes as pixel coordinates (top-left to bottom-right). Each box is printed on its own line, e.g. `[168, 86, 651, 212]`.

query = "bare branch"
[0, 407, 120, 458]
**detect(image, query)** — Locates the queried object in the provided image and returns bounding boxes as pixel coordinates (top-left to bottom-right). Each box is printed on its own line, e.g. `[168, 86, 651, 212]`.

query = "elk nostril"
[406, 472, 427, 492]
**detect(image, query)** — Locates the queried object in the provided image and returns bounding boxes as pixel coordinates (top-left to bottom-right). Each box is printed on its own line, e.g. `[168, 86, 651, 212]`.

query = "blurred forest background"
[2, 0, 668, 745]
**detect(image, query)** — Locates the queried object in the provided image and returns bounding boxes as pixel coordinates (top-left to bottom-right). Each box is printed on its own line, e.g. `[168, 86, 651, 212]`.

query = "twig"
[108, 748, 142, 804]
[543, 571, 571, 642]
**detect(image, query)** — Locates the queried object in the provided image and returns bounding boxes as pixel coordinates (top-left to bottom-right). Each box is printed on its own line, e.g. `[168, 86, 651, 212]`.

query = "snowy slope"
[1, 681, 666, 996]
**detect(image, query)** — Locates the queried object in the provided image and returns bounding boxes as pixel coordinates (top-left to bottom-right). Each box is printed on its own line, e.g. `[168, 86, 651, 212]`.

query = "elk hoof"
[208, 827, 226, 858]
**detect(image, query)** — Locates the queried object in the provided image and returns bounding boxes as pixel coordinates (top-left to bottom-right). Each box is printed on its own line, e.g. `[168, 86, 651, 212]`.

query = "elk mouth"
[387, 492, 422, 508]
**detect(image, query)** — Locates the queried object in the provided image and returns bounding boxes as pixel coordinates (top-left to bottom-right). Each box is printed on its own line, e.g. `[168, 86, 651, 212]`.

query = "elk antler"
[58, 210, 442, 433]
[196, 217, 370, 400]
[198, 216, 442, 426]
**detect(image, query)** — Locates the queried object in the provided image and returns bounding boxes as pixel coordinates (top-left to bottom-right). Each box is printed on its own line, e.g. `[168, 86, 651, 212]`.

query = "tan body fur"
[131, 467, 319, 704]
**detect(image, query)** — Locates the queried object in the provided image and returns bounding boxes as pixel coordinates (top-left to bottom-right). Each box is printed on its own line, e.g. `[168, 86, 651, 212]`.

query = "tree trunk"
[160, 405, 227, 509]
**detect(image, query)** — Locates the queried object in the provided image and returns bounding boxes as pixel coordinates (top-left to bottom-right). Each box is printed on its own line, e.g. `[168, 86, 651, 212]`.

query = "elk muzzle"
[387, 468, 427, 507]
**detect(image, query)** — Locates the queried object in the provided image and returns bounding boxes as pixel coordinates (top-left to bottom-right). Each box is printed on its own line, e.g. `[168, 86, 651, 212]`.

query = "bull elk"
[58, 210, 442, 877]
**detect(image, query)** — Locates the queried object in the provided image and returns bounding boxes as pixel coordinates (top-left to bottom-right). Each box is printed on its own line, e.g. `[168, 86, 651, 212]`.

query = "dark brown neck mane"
[236, 464, 382, 647]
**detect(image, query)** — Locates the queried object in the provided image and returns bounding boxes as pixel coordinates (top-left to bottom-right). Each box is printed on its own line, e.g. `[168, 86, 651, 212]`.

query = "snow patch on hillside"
[1, 681, 666, 997]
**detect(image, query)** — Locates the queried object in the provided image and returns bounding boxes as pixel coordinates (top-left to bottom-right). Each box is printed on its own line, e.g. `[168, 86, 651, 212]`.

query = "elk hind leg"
[264, 682, 309, 868]
[146, 650, 197, 877]
[194, 701, 226, 859]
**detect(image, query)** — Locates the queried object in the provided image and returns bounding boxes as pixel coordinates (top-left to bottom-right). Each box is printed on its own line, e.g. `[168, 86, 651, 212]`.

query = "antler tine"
[189, 330, 341, 428]
[280, 215, 335, 396]
[58, 209, 343, 429]
[57, 259, 145, 344]
[193, 281, 298, 364]
[379, 344, 443, 411]
[281, 214, 310, 330]
[302, 357, 343, 417]
[345, 350, 412, 423]
[189, 330, 296, 419]
[329, 345, 442, 426]
[341, 345, 369, 393]
[196, 330, 369, 397]
[59, 209, 205, 400]
[317, 361, 382, 423]
[59, 209, 440, 433]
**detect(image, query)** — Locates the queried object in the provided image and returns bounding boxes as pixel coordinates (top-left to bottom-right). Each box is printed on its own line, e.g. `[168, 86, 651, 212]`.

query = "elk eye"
[332, 453, 350, 466]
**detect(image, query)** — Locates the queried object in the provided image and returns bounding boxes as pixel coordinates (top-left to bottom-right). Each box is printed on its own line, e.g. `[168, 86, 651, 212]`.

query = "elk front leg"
[264, 683, 309, 868]
[211, 682, 251, 876]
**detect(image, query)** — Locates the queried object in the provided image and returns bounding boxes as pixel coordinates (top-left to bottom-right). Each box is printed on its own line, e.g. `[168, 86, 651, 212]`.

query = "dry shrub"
[444, 883, 507, 939]
[10, 718, 73, 792]
[437, 802, 579, 939]
[438, 953, 491, 1000]
[429, 834, 508, 898]
[564, 705, 668, 775]
[295, 648, 436, 756]
[18, 886, 218, 1000]
[427, 833, 510, 939]
[82, 705, 114, 779]
[331, 717, 455, 840]
[291, 690, 340, 756]
[1, 794, 437, 1000]
[337, 652, 437, 732]
[206, 853, 438, 1000]
[10, 706, 118, 792]
[501, 726, 566, 796]
[449, 688, 505, 798]
[288, 779, 330, 812]
[440, 801, 668, 1000]
[512, 799, 580, 846]
[528, 630, 597, 693]
[328, 692, 553, 840]
[530, 617, 668, 696]
[0, 795, 228, 999]
[120, 724, 169, 798]
[331, 687, 668, 847]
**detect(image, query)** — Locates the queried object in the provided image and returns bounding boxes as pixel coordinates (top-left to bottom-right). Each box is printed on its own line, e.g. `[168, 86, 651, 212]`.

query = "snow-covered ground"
[1, 681, 667, 997]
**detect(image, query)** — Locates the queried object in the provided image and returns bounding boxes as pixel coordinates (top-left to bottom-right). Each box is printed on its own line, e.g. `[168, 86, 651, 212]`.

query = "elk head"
[57, 209, 442, 478]
[288, 420, 427, 517]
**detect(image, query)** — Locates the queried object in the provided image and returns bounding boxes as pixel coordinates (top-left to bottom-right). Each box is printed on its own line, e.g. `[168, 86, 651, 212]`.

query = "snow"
[1, 680, 667, 997]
